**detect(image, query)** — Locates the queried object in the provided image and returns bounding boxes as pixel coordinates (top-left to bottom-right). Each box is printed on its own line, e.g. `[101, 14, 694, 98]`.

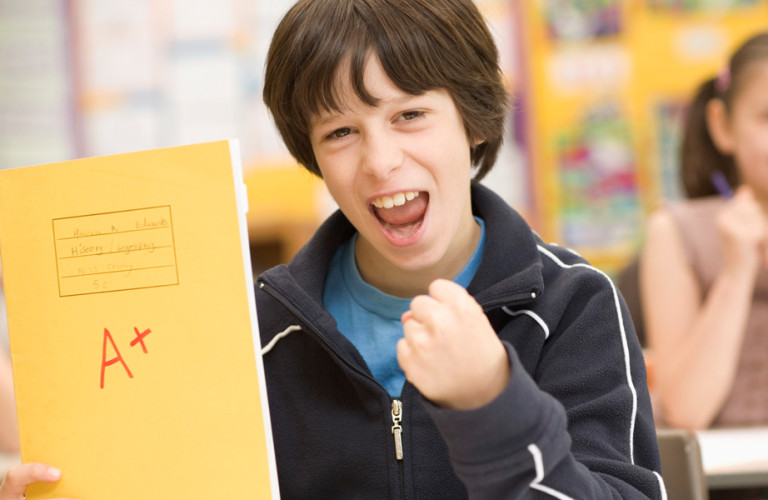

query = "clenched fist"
[398, 279, 510, 410]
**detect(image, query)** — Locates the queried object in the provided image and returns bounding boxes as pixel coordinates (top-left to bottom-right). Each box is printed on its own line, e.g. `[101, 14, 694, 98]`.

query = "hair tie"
[716, 65, 731, 93]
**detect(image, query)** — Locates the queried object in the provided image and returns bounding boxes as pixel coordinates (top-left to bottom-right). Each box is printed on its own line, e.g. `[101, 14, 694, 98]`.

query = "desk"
[697, 427, 768, 490]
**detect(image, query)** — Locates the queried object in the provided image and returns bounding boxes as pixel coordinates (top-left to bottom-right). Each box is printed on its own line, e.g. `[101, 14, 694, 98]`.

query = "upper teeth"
[372, 191, 419, 209]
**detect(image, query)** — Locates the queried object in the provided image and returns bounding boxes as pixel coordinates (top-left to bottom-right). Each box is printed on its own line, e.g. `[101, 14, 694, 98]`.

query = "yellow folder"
[0, 140, 279, 499]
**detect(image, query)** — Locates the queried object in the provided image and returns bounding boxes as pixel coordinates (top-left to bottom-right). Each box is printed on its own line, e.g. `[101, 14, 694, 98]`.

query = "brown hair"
[263, 0, 508, 181]
[681, 32, 768, 198]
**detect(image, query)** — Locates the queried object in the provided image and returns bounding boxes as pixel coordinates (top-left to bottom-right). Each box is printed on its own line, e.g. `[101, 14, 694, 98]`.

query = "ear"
[706, 98, 735, 154]
[470, 137, 485, 152]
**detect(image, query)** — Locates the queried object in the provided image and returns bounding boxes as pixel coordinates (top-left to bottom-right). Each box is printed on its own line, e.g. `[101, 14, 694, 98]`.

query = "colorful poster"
[517, 0, 768, 274]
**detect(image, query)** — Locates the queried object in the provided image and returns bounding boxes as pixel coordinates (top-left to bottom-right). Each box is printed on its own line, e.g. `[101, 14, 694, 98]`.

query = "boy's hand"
[0, 463, 77, 500]
[398, 279, 509, 410]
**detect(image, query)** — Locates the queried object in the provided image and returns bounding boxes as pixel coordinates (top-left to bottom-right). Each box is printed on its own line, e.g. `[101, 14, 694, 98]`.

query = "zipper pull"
[391, 399, 403, 461]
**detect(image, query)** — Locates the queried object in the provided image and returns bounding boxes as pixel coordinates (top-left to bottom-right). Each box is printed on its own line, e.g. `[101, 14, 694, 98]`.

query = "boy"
[1, 0, 664, 498]
[256, 0, 663, 498]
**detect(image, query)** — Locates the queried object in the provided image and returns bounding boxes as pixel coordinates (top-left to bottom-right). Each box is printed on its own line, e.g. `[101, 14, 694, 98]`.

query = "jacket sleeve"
[423, 272, 666, 499]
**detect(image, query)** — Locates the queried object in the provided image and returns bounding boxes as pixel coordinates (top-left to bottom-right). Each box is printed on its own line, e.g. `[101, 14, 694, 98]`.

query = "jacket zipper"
[392, 399, 406, 499]
[391, 399, 403, 460]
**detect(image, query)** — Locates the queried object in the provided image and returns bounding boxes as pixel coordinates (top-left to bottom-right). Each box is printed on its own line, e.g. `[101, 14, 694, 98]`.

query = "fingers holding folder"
[0, 463, 76, 500]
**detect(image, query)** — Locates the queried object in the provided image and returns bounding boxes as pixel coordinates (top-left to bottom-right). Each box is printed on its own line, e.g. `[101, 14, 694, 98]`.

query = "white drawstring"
[261, 325, 302, 355]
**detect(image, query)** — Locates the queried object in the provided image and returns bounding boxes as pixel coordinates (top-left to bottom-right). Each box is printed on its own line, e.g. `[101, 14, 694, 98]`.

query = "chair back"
[657, 428, 709, 500]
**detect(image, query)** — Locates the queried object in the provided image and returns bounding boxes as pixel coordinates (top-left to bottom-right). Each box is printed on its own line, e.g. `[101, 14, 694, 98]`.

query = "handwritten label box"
[53, 206, 178, 297]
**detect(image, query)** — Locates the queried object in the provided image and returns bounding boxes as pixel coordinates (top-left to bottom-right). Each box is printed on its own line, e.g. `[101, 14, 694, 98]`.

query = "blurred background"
[1, 0, 767, 277]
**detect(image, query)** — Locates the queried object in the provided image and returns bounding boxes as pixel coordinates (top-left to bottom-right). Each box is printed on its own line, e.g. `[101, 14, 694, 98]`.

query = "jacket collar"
[261, 183, 544, 309]
[467, 183, 544, 307]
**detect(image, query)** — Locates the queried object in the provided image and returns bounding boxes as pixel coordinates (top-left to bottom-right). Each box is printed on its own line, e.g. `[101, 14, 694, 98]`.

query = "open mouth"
[370, 191, 428, 240]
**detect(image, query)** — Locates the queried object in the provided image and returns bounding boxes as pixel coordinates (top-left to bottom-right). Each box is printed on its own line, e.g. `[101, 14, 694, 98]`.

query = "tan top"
[669, 196, 768, 427]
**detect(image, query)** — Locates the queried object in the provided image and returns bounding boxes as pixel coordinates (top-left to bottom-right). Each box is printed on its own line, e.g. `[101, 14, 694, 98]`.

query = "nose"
[360, 128, 404, 179]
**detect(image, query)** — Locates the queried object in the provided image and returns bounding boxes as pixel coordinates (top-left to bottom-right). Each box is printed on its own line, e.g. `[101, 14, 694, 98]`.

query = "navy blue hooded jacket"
[256, 183, 665, 499]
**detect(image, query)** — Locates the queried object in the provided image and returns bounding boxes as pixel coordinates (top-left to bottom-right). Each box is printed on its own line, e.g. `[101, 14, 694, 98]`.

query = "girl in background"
[641, 32, 768, 431]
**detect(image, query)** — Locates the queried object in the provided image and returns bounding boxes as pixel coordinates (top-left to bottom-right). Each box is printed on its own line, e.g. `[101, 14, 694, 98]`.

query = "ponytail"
[679, 77, 738, 199]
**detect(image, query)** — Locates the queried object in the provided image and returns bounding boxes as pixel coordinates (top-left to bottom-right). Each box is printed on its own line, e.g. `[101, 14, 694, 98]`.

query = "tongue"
[375, 194, 428, 226]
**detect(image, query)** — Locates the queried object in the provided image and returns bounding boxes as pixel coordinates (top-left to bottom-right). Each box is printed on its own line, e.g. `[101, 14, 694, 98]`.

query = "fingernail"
[47, 467, 61, 480]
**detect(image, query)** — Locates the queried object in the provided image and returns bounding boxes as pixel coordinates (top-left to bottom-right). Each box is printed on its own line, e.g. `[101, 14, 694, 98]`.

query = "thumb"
[0, 463, 62, 499]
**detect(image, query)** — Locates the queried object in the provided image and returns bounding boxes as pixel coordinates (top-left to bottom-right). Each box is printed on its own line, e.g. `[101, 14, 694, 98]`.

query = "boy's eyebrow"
[311, 113, 345, 129]
[312, 93, 428, 128]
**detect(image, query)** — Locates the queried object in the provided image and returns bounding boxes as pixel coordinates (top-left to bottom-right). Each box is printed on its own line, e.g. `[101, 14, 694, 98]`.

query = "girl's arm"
[640, 190, 763, 429]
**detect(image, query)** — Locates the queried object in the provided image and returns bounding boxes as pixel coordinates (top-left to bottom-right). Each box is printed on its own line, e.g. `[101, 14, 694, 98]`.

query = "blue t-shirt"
[323, 218, 486, 397]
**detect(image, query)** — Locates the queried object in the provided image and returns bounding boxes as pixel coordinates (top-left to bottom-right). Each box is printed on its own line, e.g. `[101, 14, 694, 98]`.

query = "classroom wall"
[1, 0, 767, 274]
[0, 0, 525, 270]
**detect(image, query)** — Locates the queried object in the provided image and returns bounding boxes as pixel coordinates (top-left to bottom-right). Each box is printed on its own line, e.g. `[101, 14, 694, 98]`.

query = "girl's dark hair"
[681, 32, 768, 198]
[263, 0, 508, 181]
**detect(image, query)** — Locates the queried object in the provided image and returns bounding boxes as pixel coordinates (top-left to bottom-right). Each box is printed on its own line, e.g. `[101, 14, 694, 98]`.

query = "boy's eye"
[399, 110, 425, 122]
[326, 127, 352, 140]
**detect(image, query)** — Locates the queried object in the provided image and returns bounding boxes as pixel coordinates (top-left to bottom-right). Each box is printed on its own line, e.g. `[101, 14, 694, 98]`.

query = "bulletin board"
[515, 0, 768, 274]
[0, 0, 77, 169]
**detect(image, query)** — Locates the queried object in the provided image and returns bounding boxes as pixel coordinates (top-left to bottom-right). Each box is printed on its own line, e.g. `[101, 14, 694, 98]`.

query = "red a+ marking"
[100, 328, 133, 389]
[130, 327, 152, 353]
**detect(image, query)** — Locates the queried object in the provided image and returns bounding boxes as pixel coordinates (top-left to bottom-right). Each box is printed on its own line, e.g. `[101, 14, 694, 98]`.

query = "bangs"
[731, 34, 768, 96]
[294, 19, 376, 119]
[294, 0, 454, 120]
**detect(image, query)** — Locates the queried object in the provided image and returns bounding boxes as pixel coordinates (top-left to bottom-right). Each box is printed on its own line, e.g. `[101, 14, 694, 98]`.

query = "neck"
[354, 219, 481, 298]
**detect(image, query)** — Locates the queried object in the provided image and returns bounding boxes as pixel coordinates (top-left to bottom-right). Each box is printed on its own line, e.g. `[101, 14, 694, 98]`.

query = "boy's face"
[309, 55, 478, 294]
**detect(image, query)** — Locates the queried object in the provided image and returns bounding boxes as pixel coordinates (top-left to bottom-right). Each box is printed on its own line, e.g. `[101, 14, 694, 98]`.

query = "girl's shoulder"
[647, 196, 725, 289]
[664, 196, 725, 223]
